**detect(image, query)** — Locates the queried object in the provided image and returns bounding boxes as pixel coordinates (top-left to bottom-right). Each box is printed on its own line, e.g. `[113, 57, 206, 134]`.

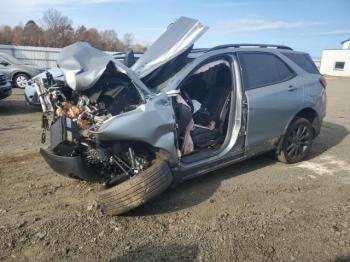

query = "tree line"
[0, 9, 146, 52]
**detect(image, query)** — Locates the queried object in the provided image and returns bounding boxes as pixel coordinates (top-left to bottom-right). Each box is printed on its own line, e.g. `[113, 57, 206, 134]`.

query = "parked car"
[0, 52, 44, 89]
[33, 17, 326, 215]
[24, 68, 63, 107]
[0, 73, 12, 100]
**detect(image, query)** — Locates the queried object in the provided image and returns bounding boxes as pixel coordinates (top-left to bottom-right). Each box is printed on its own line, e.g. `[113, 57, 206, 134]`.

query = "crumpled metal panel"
[131, 16, 208, 78]
[57, 42, 112, 91]
[57, 42, 149, 94]
[96, 92, 178, 164]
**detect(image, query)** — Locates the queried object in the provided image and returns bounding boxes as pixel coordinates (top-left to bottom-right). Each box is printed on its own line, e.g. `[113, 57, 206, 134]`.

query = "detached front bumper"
[40, 148, 100, 181]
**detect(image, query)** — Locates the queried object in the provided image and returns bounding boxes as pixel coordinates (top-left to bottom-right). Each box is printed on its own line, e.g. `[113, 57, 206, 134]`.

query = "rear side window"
[283, 52, 319, 74]
[238, 52, 295, 90]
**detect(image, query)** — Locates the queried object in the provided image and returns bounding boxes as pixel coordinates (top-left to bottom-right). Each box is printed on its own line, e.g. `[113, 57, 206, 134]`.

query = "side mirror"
[0, 61, 9, 66]
[124, 49, 136, 67]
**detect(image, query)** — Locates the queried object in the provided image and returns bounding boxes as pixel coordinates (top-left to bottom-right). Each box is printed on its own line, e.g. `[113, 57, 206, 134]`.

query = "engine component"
[35, 59, 150, 185]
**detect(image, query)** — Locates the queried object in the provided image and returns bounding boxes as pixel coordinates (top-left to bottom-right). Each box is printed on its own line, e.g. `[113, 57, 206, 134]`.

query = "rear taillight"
[320, 77, 327, 89]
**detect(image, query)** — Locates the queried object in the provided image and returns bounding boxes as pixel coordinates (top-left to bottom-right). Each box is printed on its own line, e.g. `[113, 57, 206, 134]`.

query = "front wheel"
[277, 117, 314, 164]
[99, 158, 173, 215]
[14, 73, 29, 89]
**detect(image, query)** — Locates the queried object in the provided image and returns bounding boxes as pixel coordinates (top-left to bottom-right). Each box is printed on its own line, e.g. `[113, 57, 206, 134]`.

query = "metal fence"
[0, 44, 118, 69]
[1, 44, 321, 71]
[0, 44, 62, 69]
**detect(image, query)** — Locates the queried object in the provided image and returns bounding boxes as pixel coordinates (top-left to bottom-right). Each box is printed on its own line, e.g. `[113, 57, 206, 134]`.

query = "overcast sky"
[1, 0, 349, 58]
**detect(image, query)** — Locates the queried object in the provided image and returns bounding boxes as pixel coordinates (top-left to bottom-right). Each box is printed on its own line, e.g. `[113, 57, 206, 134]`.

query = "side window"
[334, 61, 345, 70]
[282, 52, 319, 74]
[0, 58, 10, 65]
[238, 52, 295, 90]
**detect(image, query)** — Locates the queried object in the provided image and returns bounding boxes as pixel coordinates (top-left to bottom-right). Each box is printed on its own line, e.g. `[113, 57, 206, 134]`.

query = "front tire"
[277, 117, 314, 164]
[13, 73, 29, 89]
[99, 158, 173, 215]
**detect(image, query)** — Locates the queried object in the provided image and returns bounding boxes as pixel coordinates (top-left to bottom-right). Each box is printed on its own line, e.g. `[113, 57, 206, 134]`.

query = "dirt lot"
[0, 78, 349, 262]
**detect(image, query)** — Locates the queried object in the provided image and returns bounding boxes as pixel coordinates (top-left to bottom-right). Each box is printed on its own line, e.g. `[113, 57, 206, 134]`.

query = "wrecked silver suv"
[35, 17, 326, 215]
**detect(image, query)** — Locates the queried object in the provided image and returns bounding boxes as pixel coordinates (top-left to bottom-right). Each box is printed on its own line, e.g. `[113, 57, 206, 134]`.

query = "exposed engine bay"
[35, 56, 154, 186]
[39, 70, 143, 141]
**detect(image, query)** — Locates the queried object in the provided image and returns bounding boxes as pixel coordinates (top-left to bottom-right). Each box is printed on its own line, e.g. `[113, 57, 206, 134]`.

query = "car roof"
[110, 44, 308, 69]
[188, 45, 309, 60]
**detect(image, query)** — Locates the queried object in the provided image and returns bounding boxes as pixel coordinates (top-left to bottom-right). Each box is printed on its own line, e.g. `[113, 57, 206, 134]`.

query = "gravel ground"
[0, 78, 349, 262]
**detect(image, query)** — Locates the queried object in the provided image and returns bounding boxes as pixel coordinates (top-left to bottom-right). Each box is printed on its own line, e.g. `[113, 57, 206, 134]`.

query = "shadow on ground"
[129, 154, 276, 216]
[0, 93, 40, 116]
[112, 243, 199, 262]
[334, 256, 350, 262]
[308, 121, 349, 159]
[129, 121, 348, 216]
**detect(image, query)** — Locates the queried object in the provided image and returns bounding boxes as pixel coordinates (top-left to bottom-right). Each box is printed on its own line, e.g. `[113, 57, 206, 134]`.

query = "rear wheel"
[277, 117, 314, 164]
[99, 157, 172, 215]
[13, 73, 29, 89]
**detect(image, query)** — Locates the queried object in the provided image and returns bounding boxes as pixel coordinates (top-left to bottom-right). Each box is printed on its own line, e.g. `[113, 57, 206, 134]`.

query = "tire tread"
[99, 158, 172, 215]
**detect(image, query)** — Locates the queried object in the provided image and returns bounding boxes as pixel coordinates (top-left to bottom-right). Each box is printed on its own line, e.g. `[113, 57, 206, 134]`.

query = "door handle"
[288, 85, 297, 91]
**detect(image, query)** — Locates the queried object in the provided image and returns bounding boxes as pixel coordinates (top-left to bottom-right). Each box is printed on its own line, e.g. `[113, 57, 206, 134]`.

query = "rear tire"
[99, 158, 172, 215]
[277, 117, 314, 164]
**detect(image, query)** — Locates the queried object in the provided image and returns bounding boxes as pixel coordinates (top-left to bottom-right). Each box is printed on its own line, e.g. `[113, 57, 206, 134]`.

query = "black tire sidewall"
[282, 118, 314, 164]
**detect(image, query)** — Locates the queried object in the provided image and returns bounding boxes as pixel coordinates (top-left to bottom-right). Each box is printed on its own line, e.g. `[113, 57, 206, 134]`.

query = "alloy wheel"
[16, 75, 28, 88]
[286, 124, 312, 161]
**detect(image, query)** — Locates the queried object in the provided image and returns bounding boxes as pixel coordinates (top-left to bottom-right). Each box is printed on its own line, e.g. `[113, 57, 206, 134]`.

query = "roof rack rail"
[206, 43, 293, 52]
[191, 48, 209, 53]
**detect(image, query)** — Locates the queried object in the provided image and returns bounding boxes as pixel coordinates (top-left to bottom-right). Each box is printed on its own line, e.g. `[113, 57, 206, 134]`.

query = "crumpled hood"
[57, 42, 129, 91]
[131, 16, 208, 78]
[57, 42, 152, 94]
[56, 17, 207, 92]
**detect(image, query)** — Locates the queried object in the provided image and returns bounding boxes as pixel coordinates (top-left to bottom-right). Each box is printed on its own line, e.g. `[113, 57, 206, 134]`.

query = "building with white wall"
[319, 39, 350, 77]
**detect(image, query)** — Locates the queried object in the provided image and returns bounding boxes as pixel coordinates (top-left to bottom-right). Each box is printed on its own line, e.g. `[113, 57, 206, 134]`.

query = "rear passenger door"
[237, 51, 303, 154]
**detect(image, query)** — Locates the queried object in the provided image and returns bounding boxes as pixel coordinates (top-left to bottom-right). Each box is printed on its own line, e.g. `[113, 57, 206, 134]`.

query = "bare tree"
[74, 25, 87, 42]
[0, 9, 145, 52]
[100, 30, 119, 51]
[132, 43, 146, 52]
[42, 9, 72, 31]
[85, 28, 100, 49]
[0, 26, 14, 44]
[123, 33, 134, 49]
[23, 20, 43, 46]
[11, 26, 24, 45]
[41, 9, 73, 47]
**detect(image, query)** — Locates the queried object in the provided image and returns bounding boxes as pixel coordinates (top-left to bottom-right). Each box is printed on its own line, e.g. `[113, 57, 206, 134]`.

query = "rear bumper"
[0, 82, 12, 99]
[40, 148, 101, 181]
